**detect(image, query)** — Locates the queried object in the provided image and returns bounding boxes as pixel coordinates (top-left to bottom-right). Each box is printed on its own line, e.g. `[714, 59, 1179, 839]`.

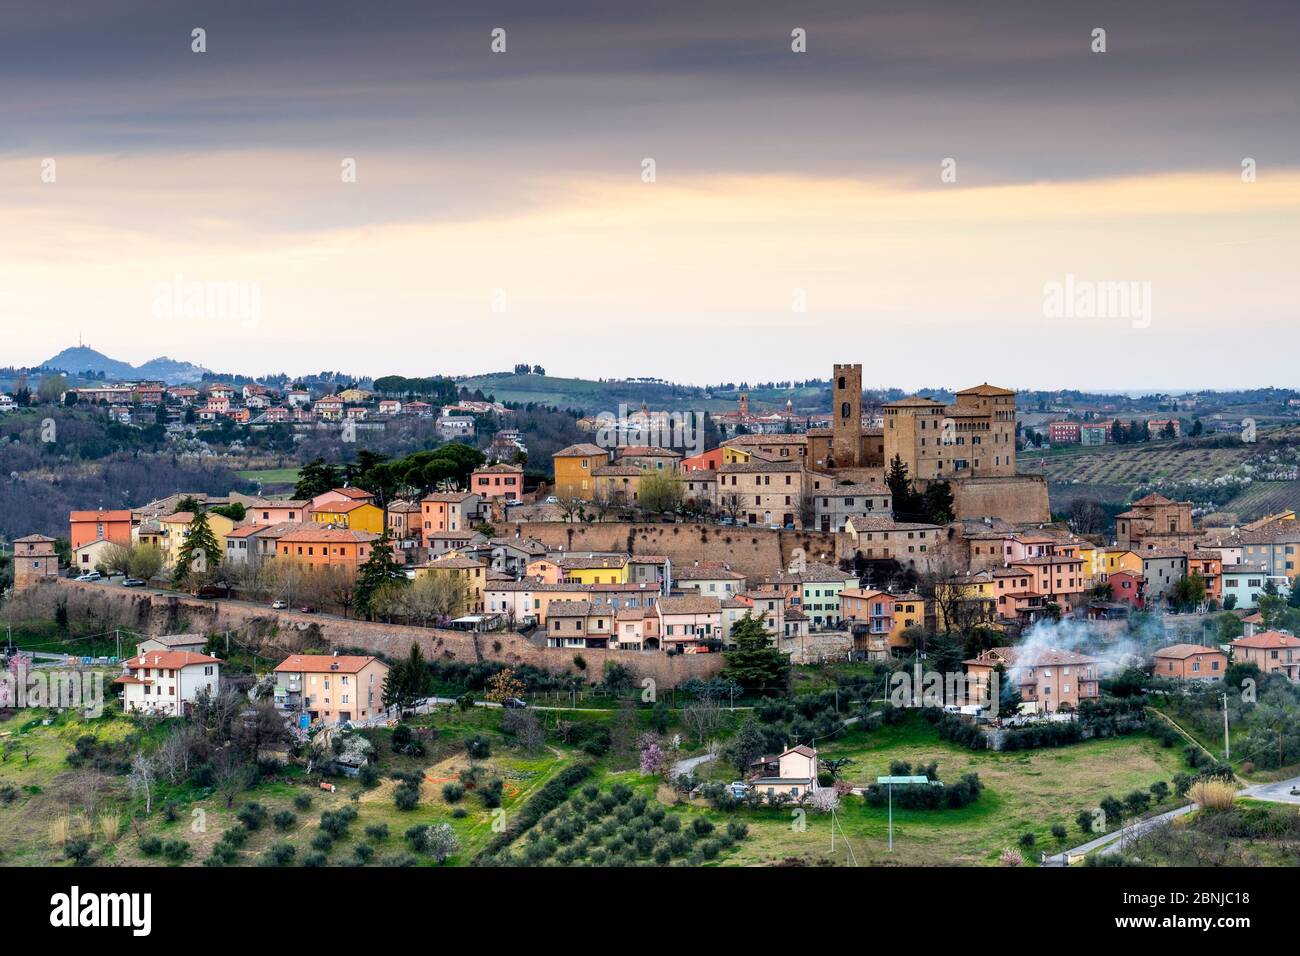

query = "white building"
[114, 650, 222, 716]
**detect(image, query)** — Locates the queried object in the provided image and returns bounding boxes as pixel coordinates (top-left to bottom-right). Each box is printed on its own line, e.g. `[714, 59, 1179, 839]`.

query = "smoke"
[1014, 608, 1175, 676]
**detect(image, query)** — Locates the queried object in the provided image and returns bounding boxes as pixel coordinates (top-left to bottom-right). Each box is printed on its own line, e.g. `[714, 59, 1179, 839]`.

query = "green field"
[0, 699, 1192, 868]
[1021, 443, 1251, 486]
[237, 468, 300, 488]
[720, 717, 1190, 866]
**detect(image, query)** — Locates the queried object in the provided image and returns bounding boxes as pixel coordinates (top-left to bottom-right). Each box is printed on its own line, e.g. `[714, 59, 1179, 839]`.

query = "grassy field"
[1, 700, 1193, 868]
[1021, 443, 1251, 486]
[719, 716, 1191, 867]
[1220, 481, 1300, 522]
[237, 468, 300, 488]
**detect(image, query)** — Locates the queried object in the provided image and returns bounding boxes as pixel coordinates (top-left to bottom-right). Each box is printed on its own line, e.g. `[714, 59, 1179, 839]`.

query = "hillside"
[455, 372, 826, 414]
[38, 346, 210, 385]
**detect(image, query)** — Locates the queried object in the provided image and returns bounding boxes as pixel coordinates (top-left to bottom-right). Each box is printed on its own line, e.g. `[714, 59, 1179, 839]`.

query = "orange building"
[276, 527, 380, 567]
[69, 509, 134, 550]
[1229, 631, 1300, 681]
[471, 463, 525, 500]
[1152, 643, 1227, 681]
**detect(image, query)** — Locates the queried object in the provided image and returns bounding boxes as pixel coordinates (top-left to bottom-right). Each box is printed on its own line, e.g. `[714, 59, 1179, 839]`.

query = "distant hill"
[454, 372, 826, 414]
[39, 347, 210, 386]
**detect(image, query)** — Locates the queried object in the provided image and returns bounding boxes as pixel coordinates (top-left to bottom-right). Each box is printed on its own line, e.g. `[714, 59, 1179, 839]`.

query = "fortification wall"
[46, 580, 723, 687]
[952, 476, 1051, 524]
[505, 521, 841, 579]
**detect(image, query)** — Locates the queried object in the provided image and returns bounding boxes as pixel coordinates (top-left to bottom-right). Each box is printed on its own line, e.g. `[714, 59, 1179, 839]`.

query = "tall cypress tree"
[355, 532, 404, 619]
[721, 616, 791, 694]
[172, 511, 222, 585]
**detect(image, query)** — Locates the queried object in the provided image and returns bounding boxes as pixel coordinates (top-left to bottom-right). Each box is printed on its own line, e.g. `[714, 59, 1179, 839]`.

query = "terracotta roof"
[124, 650, 223, 669]
[421, 492, 477, 504]
[313, 499, 375, 514]
[1153, 643, 1224, 660]
[615, 446, 681, 458]
[964, 645, 1100, 668]
[1231, 631, 1300, 650]
[955, 383, 1015, 396]
[656, 595, 722, 615]
[278, 527, 379, 544]
[554, 443, 609, 457]
[418, 555, 487, 570]
[273, 654, 384, 674]
[592, 465, 643, 477]
[70, 510, 133, 522]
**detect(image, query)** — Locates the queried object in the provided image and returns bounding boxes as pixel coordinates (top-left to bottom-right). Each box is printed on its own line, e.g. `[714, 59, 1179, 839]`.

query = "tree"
[681, 694, 726, 745]
[725, 716, 767, 774]
[484, 668, 526, 703]
[639, 469, 684, 517]
[383, 643, 433, 715]
[885, 455, 924, 521]
[294, 458, 342, 499]
[921, 481, 954, 524]
[721, 615, 790, 693]
[128, 752, 155, 815]
[354, 533, 404, 619]
[172, 511, 222, 586]
[129, 544, 164, 581]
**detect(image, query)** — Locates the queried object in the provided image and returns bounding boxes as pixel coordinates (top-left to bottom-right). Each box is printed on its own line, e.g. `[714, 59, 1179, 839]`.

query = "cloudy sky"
[1, 0, 1297, 391]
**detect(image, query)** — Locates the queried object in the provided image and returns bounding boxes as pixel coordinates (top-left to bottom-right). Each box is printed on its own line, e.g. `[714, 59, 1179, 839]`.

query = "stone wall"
[47, 580, 723, 687]
[952, 476, 1051, 525]
[504, 521, 841, 579]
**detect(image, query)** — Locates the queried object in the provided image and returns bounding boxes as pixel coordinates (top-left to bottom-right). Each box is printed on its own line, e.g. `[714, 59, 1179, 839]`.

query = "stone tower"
[12, 534, 58, 591]
[738, 393, 749, 418]
[831, 363, 863, 468]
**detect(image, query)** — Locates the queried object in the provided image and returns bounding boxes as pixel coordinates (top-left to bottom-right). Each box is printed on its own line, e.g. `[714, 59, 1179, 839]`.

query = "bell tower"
[831, 364, 862, 468]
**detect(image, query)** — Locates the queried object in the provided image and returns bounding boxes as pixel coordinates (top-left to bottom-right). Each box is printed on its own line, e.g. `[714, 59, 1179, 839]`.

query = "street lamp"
[876, 775, 942, 852]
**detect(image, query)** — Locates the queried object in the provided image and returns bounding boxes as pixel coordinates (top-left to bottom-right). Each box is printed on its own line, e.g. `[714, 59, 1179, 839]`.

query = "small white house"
[114, 650, 222, 717]
[747, 744, 820, 801]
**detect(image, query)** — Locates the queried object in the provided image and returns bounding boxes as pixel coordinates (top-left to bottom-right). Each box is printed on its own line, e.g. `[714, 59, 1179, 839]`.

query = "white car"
[545, 495, 559, 504]
[75, 571, 102, 582]
[271, 599, 288, 610]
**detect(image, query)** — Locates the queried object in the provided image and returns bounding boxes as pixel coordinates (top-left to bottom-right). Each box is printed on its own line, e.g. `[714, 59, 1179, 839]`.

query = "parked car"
[271, 600, 288, 610]
[544, 495, 559, 504]
[502, 697, 528, 709]
[75, 571, 101, 582]
[298, 605, 316, 614]
[122, 578, 146, 587]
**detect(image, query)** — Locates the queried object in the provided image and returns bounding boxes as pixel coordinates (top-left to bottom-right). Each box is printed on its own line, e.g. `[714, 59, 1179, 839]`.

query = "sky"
[1, 0, 1297, 391]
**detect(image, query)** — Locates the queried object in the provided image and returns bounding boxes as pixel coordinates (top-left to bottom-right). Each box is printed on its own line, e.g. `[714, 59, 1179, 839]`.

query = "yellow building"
[933, 573, 1000, 632]
[411, 554, 487, 614]
[591, 465, 644, 506]
[1103, 548, 1142, 577]
[552, 443, 610, 500]
[157, 511, 236, 570]
[310, 500, 385, 534]
[558, 553, 630, 585]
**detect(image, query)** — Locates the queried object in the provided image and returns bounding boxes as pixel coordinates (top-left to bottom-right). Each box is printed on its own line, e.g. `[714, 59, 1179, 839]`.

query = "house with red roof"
[114, 650, 223, 716]
[1229, 631, 1300, 681]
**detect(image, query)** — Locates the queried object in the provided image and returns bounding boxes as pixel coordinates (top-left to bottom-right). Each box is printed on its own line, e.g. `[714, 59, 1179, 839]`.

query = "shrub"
[691, 818, 714, 837]
[442, 782, 465, 803]
[139, 836, 163, 856]
[353, 843, 375, 863]
[237, 803, 269, 831]
[220, 824, 250, 848]
[262, 842, 296, 866]
[162, 839, 191, 862]
[311, 832, 334, 852]
[1190, 779, 1237, 811]
[365, 823, 389, 842]
[479, 779, 504, 810]
[452, 807, 468, 819]
[302, 851, 328, 867]
[1050, 823, 1068, 842]
[273, 810, 297, 831]
[465, 736, 492, 760]
[293, 793, 313, 811]
[395, 783, 420, 811]
[727, 820, 749, 840]
[1018, 832, 1036, 849]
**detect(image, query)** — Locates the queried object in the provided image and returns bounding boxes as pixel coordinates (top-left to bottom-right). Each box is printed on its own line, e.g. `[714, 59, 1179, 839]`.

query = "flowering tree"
[639, 734, 670, 776]
[809, 787, 840, 812]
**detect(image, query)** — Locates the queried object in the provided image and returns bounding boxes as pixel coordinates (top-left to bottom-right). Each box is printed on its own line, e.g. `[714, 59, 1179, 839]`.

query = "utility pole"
[1221, 693, 1230, 760]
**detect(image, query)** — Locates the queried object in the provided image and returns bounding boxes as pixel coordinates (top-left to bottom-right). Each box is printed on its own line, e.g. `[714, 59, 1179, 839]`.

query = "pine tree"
[383, 643, 433, 715]
[721, 615, 790, 694]
[885, 455, 925, 521]
[172, 511, 221, 585]
[354, 533, 404, 620]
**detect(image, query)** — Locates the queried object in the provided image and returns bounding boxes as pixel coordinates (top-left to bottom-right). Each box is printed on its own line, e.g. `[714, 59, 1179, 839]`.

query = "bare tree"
[128, 752, 155, 815]
[681, 693, 726, 745]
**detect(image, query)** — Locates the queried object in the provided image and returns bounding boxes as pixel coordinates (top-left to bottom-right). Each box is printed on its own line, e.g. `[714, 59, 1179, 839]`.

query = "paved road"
[1047, 773, 1300, 865]
[1240, 775, 1300, 805]
[673, 752, 718, 778]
